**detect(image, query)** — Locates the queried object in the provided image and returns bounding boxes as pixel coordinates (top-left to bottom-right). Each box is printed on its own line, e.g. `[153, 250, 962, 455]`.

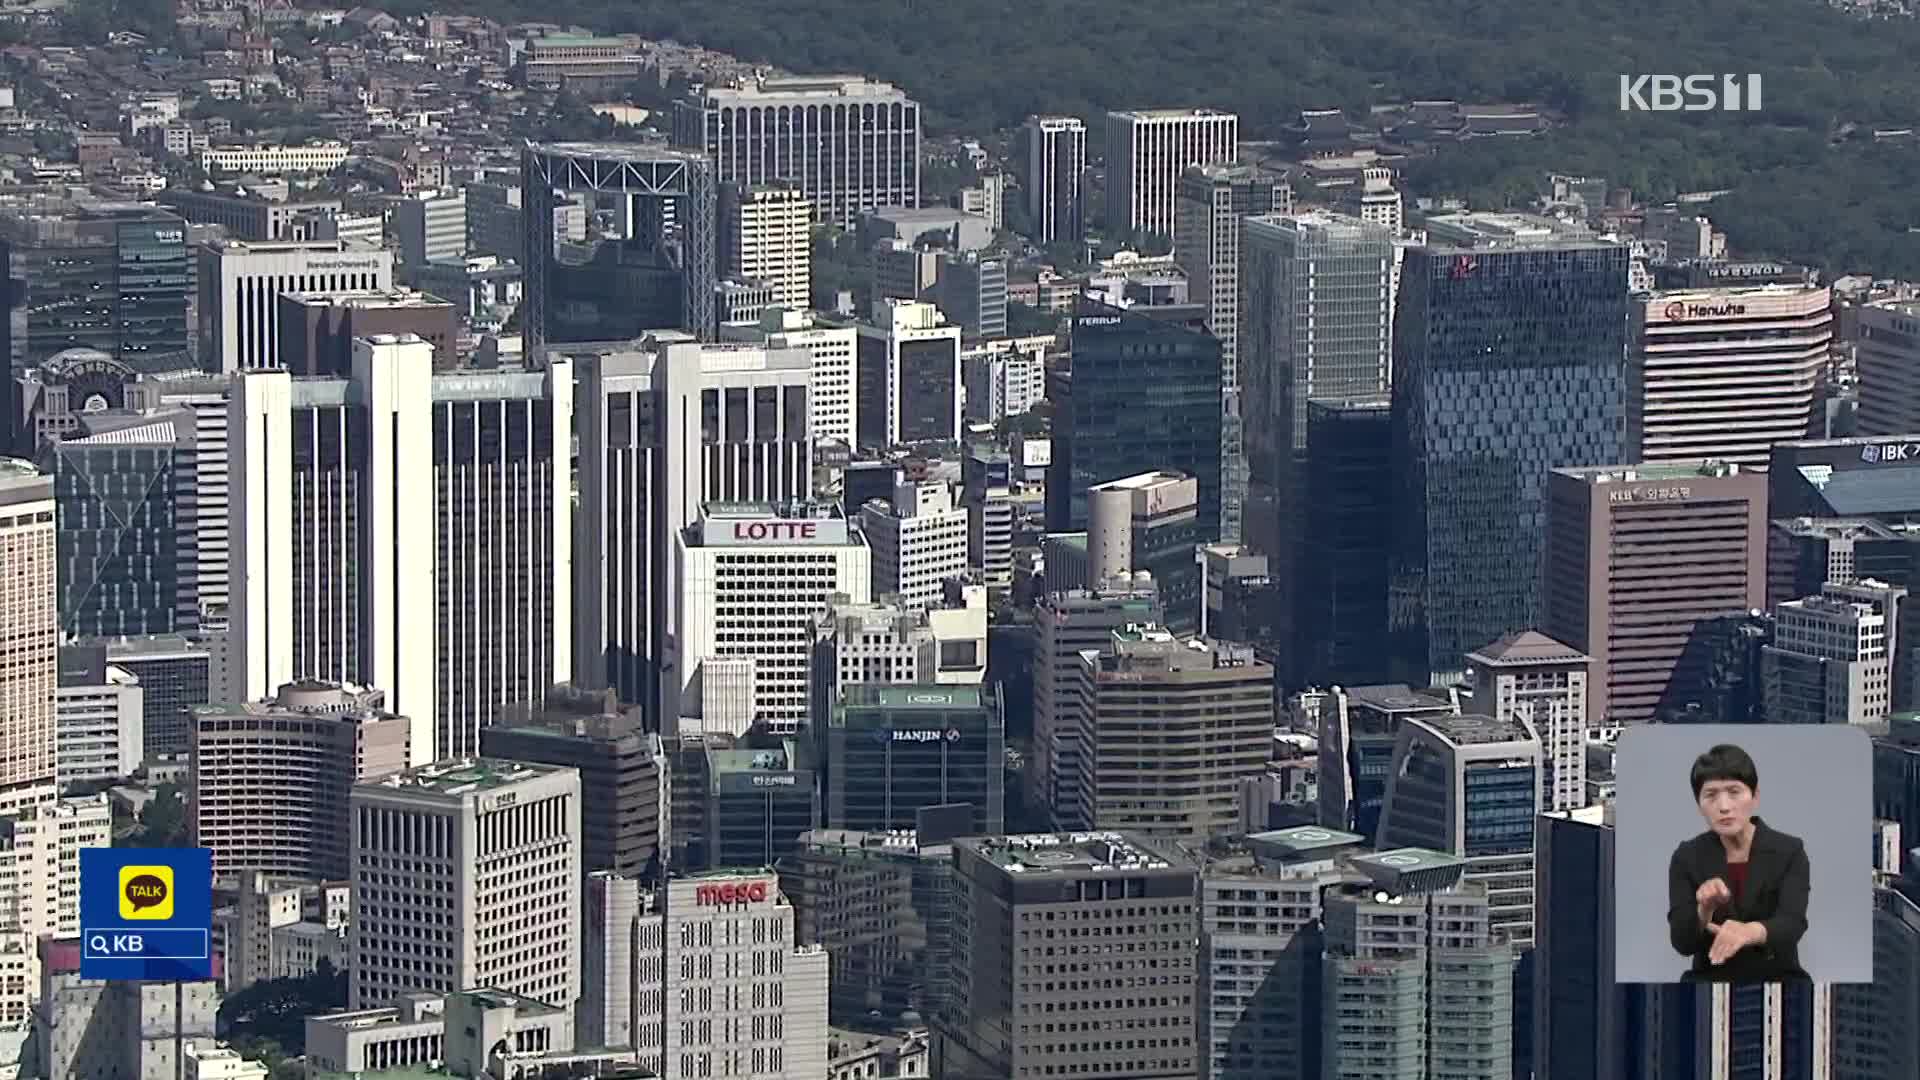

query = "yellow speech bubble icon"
[118, 865, 174, 920]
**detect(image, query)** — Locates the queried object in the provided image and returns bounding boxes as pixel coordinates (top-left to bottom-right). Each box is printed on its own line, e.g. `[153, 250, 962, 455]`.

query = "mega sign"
[695, 880, 770, 906]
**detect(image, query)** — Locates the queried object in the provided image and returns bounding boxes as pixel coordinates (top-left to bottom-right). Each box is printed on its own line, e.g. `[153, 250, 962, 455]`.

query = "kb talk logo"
[119, 865, 174, 920]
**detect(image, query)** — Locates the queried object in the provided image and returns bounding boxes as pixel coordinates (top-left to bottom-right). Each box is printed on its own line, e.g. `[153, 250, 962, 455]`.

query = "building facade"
[859, 481, 970, 611]
[820, 685, 1005, 836]
[721, 183, 811, 312]
[197, 240, 393, 372]
[851, 300, 962, 449]
[1103, 109, 1237, 241]
[0, 460, 56, 809]
[1022, 116, 1085, 244]
[1465, 631, 1591, 812]
[1856, 300, 1920, 437]
[1030, 583, 1161, 830]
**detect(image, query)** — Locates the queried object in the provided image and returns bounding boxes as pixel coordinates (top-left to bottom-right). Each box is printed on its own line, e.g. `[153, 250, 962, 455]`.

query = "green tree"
[121, 783, 188, 848]
[218, 958, 348, 1053]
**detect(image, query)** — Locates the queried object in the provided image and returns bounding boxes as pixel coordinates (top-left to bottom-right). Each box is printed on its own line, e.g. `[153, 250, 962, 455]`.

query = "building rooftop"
[1419, 211, 1617, 252]
[1110, 108, 1236, 121]
[1418, 712, 1537, 747]
[960, 831, 1193, 876]
[1101, 625, 1266, 673]
[360, 757, 570, 797]
[1247, 825, 1367, 858]
[839, 685, 985, 710]
[1769, 517, 1905, 541]
[708, 745, 804, 774]
[1466, 630, 1589, 668]
[281, 289, 454, 309]
[1343, 683, 1456, 714]
[526, 141, 708, 165]
[1556, 460, 1747, 484]
[450, 987, 566, 1017]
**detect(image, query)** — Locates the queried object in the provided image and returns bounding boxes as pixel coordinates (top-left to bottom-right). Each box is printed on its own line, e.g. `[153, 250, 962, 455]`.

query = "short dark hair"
[1690, 743, 1760, 798]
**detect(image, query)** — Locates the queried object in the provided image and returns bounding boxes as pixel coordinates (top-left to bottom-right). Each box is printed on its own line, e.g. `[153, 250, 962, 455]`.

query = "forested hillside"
[401, 0, 1920, 274]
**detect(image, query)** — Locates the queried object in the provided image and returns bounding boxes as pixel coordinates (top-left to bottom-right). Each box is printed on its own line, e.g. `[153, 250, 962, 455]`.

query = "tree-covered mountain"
[399, 0, 1920, 273]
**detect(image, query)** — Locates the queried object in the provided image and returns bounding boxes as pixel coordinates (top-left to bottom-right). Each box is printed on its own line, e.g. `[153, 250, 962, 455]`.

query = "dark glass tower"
[1049, 299, 1223, 535]
[1389, 227, 1631, 683]
[51, 437, 179, 637]
[1299, 396, 1393, 688]
[821, 685, 1005, 836]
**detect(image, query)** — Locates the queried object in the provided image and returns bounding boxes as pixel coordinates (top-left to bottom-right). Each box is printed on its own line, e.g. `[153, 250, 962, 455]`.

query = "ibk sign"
[694, 880, 770, 907]
[1860, 441, 1920, 464]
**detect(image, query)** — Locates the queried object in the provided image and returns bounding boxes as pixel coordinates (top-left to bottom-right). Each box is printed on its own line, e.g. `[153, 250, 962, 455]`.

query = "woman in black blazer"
[1666, 743, 1811, 983]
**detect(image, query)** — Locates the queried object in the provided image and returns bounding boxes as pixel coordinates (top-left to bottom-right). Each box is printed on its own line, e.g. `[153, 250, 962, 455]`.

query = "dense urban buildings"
[1314, 683, 1461, 842]
[1769, 434, 1920, 524]
[1390, 216, 1632, 685]
[198, 239, 394, 372]
[1029, 582, 1161, 827]
[1102, 109, 1238, 240]
[1543, 460, 1768, 725]
[1466, 631, 1592, 812]
[0, 199, 191, 370]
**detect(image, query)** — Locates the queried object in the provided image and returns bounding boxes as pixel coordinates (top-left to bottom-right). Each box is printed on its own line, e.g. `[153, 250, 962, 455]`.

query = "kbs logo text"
[1619, 74, 1762, 112]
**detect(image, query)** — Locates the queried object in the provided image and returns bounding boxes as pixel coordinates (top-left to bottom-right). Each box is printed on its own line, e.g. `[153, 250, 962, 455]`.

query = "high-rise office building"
[669, 735, 820, 871]
[850, 300, 962, 448]
[1076, 626, 1273, 846]
[571, 338, 813, 708]
[933, 832, 1200, 1080]
[721, 183, 811, 312]
[673, 76, 921, 228]
[1298, 396, 1394, 688]
[0, 200, 191, 370]
[1340, 167, 1403, 234]
[1022, 116, 1086, 244]
[933, 251, 1008, 341]
[668, 502, 871, 735]
[1051, 301, 1224, 535]
[1467, 632, 1591, 812]
[188, 680, 411, 880]
[1534, 804, 1623, 1080]
[1856, 300, 1920, 437]
[1391, 217, 1632, 685]
[1103, 109, 1237, 241]
[1175, 165, 1287, 542]
[809, 585, 988, 722]
[392, 190, 466, 270]
[521, 141, 717, 354]
[1314, 683, 1460, 840]
[1377, 712, 1541, 943]
[860, 480, 970, 611]
[0, 460, 56, 811]
[961, 445, 1016, 593]
[821, 684, 1005, 835]
[1319, 849, 1514, 1080]
[348, 759, 580, 1010]
[1769, 434, 1920, 524]
[1832, 885, 1920, 1079]
[1632, 284, 1832, 466]
[609, 872, 829, 1080]
[719, 308, 859, 448]
[49, 421, 179, 637]
[1030, 582, 1161, 828]
[70, 632, 215, 757]
[53, 651, 142, 788]
[276, 289, 460, 375]
[1073, 470, 1208, 634]
[197, 239, 393, 372]
[1764, 579, 1907, 724]
[481, 685, 669, 877]
[1768, 518, 1920, 712]
[1543, 461, 1768, 725]
[1239, 212, 1394, 671]
[778, 828, 954, 1026]
[0, 794, 111, 938]
[231, 335, 572, 763]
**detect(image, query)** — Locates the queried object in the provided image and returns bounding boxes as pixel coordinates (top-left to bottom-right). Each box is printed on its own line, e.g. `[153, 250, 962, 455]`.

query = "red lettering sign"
[730, 521, 818, 542]
[694, 881, 771, 906]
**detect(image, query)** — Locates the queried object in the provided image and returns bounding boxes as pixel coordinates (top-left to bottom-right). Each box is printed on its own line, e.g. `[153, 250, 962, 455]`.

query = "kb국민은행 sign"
[79, 848, 215, 981]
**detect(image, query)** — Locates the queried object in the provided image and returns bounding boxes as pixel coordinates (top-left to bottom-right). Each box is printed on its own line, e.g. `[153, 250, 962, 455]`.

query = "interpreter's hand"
[1707, 919, 1765, 965]
[1696, 877, 1732, 928]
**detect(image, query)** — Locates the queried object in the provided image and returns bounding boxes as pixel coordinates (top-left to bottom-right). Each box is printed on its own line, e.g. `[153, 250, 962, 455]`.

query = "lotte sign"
[695, 881, 770, 906]
[734, 521, 816, 541]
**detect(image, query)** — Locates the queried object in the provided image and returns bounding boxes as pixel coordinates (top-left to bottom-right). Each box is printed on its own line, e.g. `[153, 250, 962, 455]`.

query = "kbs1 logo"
[1619, 74, 1762, 112]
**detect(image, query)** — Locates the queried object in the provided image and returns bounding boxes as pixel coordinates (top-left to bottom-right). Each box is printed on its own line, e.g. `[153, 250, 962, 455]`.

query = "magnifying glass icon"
[87, 934, 109, 954]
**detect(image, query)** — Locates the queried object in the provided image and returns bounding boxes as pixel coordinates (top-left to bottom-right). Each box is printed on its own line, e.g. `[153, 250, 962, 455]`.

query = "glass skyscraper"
[1048, 300, 1223, 535]
[52, 438, 179, 637]
[1389, 219, 1630, 684]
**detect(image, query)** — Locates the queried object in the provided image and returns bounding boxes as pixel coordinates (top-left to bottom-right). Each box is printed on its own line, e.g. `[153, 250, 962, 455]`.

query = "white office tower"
[1023, 115, 1086, 243]
[573, 339, 813, 708]
[674, 75, 921, 228]
[1764, 579, 1908, 725]
[348, 759, 581, 1010]
[54, 663, 143, 787]
[0, 460, 57, 815]
[722, 184, 812, 312]
[669, 502, 869, 737]
[198, 240, 394, 372]
[1632, 285, 1834, 465]
[1103, 109, 1237, 240]
[810, 583, 988, 711]
[859, 481, 970, 610]
[1848, 300, 1920, 436]
[1344, 167, 1404, 234]
[158, 376, 238, 630]
[852, 300, 962, 448]
[597, 872, 828, 1080]
[0, 794, 111, 938]
[719, 309, 859, 447]
[394, 189, 468, 269]
[960, 341, 1046, 424]
[231, 336, 572, 763]
[1466, 632, 1591, 812]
